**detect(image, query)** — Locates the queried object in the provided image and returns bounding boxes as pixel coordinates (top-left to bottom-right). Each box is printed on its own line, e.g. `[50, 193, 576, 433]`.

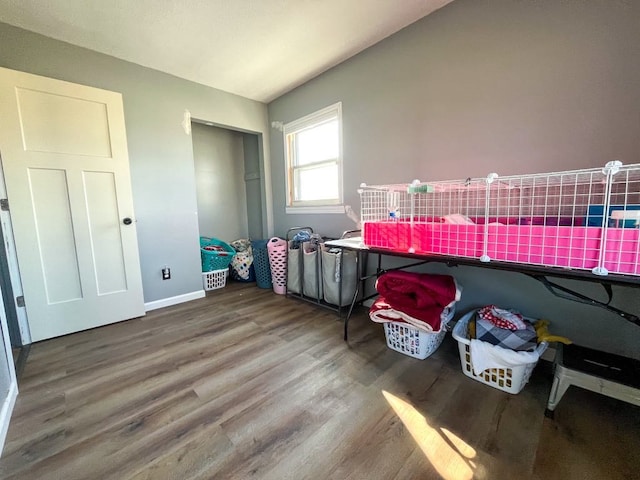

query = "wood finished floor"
[1, 282, 639, 480]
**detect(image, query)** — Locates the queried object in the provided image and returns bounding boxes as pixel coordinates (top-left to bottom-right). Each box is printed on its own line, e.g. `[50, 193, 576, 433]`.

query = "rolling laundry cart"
[286, 226, 323, 300]
[285, 227, 358, 316]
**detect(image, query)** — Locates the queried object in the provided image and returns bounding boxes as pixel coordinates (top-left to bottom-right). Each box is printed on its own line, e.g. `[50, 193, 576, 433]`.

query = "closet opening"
[191, 120, 265, 248]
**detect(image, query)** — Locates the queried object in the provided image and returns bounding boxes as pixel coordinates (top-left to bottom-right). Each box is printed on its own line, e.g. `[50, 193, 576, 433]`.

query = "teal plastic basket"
[251, 239, 272, 289]
[200, 237, 235, 272]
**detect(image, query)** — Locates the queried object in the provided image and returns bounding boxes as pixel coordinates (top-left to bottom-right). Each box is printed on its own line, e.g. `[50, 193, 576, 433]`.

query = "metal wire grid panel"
[359, 183, 415, 251]
[412, 178, 487, 258]
[360, 177, 490, 258]
[603, 164, 640, 275]
[485, 168, 608, 221]
[359, 162, 640, 277]
[483, 167, 609, 271]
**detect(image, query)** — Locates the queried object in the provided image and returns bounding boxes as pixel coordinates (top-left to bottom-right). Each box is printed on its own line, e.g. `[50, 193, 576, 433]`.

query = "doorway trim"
[0, 158, 30, 346]
[0, 284, 18, 454]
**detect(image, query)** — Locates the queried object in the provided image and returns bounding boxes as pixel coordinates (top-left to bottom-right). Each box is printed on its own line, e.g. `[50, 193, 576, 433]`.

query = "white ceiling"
[0, 0, 453, 103]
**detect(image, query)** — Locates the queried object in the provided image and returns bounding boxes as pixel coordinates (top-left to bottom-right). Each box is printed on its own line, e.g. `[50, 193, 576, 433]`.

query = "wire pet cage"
[359, 161, 640, 277]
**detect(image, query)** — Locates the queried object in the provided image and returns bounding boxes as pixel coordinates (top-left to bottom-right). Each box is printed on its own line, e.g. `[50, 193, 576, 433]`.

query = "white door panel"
[0, 67, 145, 342]
[16, 87, 113, 157]
[84, 171, 128, 295]
[29, 167, 83, 303]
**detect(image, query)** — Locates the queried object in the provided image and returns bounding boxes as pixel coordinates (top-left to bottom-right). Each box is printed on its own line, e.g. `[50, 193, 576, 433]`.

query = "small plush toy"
[534, 319, 572, 344]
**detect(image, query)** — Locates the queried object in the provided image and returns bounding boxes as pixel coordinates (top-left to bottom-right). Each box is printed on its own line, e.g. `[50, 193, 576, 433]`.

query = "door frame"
[0, 158, 30, 346]
[0, 281, 18, 454]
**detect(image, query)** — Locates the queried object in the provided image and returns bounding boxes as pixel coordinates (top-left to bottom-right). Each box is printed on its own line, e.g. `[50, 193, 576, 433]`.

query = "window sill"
[286, 205, 346, 215]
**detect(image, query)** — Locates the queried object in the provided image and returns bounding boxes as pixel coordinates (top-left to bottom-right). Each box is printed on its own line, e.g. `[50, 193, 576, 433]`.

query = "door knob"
[123, 217, 133, 225]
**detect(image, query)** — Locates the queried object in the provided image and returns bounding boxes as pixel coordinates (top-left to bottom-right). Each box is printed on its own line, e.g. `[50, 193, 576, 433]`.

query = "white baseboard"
[144, 290, 205, 312]
[0, 381, 18, 456]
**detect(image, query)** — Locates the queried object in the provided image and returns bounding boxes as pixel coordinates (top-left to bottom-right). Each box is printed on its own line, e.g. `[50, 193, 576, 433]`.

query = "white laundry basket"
[383, 306, 455, 360]
[452, 310, 548, 394]
[202, 268, 228, 291]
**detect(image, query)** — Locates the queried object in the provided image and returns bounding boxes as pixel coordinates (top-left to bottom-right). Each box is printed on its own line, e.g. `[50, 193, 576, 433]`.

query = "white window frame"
[284, 102, 344, 214]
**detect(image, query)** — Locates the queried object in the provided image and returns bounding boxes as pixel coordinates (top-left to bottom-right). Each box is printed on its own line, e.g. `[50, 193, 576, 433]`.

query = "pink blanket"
[369, 272, 459, 332]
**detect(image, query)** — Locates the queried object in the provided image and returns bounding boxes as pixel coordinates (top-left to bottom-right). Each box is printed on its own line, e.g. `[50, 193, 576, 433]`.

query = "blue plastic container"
[251, 240, 272, 289]
[586, 204, 640, 227]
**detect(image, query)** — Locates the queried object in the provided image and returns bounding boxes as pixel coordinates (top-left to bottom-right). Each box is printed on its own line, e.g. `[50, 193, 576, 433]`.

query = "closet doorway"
[191, 122, 264, 244]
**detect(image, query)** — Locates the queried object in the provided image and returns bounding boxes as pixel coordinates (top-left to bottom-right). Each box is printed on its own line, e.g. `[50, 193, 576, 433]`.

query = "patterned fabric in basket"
[474, 315, 537, 352]
[477, 304, 527, 330]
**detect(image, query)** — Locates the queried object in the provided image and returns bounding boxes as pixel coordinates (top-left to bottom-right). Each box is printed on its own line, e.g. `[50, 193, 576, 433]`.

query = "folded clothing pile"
[230, 238, 253, 281]
[289, 231, 323, 251]
[471, 305, 538, 352]
[462, 306, 572, 377]
[369, 271, 461, 333]
[467, 306, 540, 375]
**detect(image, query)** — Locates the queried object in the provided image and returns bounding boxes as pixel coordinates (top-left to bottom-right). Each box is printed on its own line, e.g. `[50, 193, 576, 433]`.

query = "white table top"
[325, 237, 367, 250]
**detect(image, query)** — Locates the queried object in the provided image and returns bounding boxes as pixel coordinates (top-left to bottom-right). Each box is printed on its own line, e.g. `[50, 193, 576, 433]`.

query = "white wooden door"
[0, 67, 145, 342]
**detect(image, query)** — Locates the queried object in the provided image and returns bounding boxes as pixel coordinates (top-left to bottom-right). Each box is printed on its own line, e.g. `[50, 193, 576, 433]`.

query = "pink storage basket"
[267, 237, 287, 294]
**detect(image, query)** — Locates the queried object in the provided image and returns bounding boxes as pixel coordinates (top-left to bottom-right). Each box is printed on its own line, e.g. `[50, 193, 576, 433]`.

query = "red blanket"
[370, 271, 459, 331]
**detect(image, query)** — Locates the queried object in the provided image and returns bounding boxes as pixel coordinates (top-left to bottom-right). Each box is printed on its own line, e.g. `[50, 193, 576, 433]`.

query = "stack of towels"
[369, 271, 461, 333]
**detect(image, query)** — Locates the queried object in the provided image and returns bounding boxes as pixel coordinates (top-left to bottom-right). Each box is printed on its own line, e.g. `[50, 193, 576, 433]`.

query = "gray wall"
[243, 133, 265, 240]
[0, 22, 271, 304]
[267, 0, 640, 357]
[193, 123, 248, 243]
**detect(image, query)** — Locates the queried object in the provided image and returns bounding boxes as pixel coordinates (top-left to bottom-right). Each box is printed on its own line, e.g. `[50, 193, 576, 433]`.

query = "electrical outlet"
[162, 266, 171, 280]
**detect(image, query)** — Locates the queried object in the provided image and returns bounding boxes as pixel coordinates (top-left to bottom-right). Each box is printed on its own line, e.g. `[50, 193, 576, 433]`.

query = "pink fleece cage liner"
[363, 222, 484, 258]
[363, 220, 412, 252]
[603, 228, 640, 275]
[417, 223, 483, 258]
[362, 221, 640, 275]
[485, 225, 602, 269]
[486, 225, 639, 274]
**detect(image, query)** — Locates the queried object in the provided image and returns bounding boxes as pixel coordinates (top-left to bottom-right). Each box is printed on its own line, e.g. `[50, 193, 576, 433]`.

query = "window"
[284, 102, 343, 213]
